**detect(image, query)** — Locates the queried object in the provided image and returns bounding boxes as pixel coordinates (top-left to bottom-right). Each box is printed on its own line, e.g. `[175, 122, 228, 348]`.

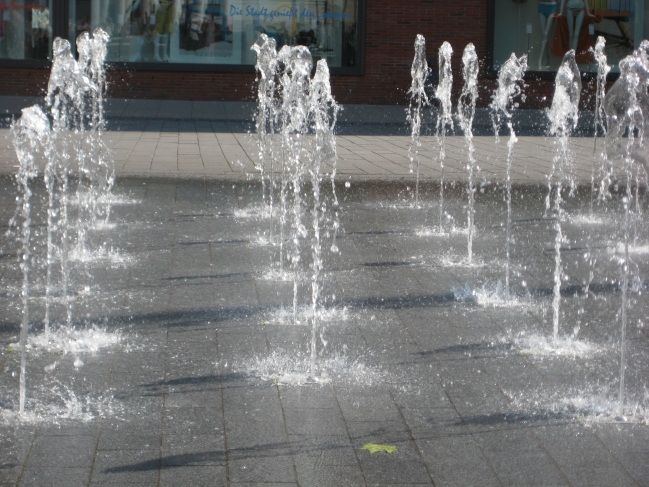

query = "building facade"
[1, 0, 647, 107]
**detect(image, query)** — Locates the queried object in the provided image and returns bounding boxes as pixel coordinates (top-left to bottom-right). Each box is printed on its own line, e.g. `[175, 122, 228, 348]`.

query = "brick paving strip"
[0, 129, 603, 184]
[1, 96, 602, 183]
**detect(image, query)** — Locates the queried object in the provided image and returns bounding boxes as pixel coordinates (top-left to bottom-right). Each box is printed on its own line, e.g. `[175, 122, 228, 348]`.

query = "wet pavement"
[0, 173, 648, 486]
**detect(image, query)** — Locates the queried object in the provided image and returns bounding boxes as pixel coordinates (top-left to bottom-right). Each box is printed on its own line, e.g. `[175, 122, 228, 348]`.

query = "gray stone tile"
[358, 452, 432, 485]
[616, 451, 649, 486]
[230, 484, 297, 487]
[562, 466, 639, 487]
[294, 460, 366, 487]
[159, 465, 227, 486]
[91, 449, 161, 484]
[485, 451, 569, 487]
[19, 467, 90, 487]
[162, 407, 223, 436]
[0, 467, 21, 486]
[26, 435, 97, 468]
[422, 440, 502, 487]
[97, 433, 160, 451]
[228, 455, 297, 484]
[282, 407, 347, 436]
[161, 434, 225, 465]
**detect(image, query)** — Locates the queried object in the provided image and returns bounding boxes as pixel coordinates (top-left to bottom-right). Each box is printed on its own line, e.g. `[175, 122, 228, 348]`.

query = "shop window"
[0, 0, 52, 60]
[69, 0, 360, 68]
[492, 0, 648, 73]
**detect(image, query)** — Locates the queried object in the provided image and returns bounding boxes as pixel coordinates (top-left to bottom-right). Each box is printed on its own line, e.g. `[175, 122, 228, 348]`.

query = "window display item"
[0, 0, 52, 60]
[551, 12, 595, 62]
[538, 1, 559, 69]
[152, 0, 174, 61]
[0, 0, 360, 69]
[493, 0, 646, 73]
[561, 0, 594, 51]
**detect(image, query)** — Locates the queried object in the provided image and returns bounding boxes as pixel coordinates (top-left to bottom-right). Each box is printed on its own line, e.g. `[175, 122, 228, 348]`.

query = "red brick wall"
[0, 68, 50, 97]
[335, 0, 490, 105]
[0, 0, 565, 108]
[105, 70, 259, 101]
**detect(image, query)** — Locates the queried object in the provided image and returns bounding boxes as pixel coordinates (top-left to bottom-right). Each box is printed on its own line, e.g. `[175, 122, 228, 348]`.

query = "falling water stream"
[276, 46, 312, 283]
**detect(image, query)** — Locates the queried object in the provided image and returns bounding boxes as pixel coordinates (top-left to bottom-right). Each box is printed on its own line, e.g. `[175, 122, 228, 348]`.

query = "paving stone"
[158, 465, 227, 486]
[485, 450, 569, 487]
[283, 407, 347, 436]
[97, 433, 160, 451]
[228, 455, 297, 484]
[561, 466, 639, 487]
[229, 484, 297, 487]
[294, 460, 366, 487]
[91, 449, 162, 484]
[25, 434, 97, 468]
[19, 467, 90, 487]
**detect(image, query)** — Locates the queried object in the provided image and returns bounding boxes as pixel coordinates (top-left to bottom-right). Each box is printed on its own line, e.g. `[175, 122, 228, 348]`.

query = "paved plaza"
[0, 97, 647, 486]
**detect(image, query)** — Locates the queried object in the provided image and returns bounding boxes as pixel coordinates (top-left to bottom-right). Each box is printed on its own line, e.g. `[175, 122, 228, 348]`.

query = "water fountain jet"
[11, 106, 51, 414]
[590, 36, 611, 212]
[458, 43, 479, 264]
[10, 29, 112, 415]
[407, 34, 429, 209]
[307, 60, 340, 378]
[604, 50, 649, 417]
[253, 38, 340, 379]
[251, 34, 279, 242]
[435, 42, 453, 233]
[547, 50, 582, 351]
[490, 52, 527, 297]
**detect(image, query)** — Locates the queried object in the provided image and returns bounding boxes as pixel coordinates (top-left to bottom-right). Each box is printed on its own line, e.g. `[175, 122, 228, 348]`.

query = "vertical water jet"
[251, 34, 279, 241]
[308, 60, 340, 379]
[277, 45, 313, 323]
[11, 30, 111, 414]
[590, 36, 610, 213]
[583, 37, 610, 297]
[458, 43, 479, 264]
[604, 51, 648, 416]
[435, 42, 453, 233]
[407, 35, 429, 208]
[11, 106, 51, 414]
[490, 52, 527, 297]
[547, 50, 581, 350]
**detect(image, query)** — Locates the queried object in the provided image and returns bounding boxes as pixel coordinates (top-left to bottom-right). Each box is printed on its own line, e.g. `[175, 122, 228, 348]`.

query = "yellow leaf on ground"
[360, 443, 398, 454]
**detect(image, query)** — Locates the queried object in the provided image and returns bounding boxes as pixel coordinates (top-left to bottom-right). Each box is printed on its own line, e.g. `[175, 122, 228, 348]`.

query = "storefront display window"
[492, 0, 648, 73]
[0, 0, 52, 60]
[68, 0, 359, 68]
